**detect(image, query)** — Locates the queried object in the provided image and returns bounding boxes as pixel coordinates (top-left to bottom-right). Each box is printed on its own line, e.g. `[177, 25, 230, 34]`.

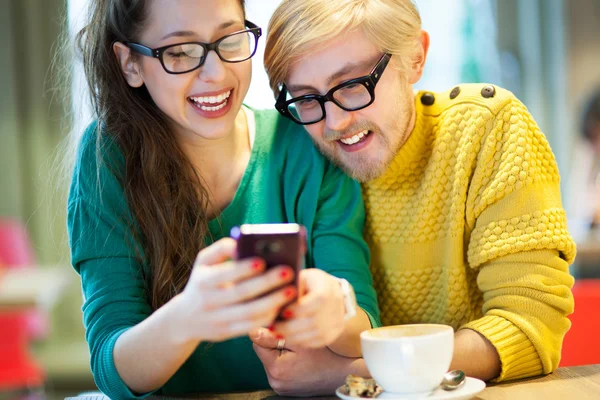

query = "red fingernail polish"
[275, 334, 284, 339]
[282, 310, 293, 319]
[268, 325, 274, 331]
[279, 269, 291, 279]
[252, 261, 262, 270]
[284, 288, 295, 298]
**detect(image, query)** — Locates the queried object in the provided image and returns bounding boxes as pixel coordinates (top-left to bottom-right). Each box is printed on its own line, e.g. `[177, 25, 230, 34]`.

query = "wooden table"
[477, 364, 600, 399]
[64, 364, 600, 400]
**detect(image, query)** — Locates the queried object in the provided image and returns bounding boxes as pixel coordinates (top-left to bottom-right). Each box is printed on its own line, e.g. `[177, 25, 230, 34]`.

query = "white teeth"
[190, 90, 231, 105]
[199, 99, 228, 111]
[340, 129, 369, 145]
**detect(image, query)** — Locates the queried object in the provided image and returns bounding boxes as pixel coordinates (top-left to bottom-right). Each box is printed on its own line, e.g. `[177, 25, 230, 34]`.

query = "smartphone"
[231, 223, 307, 293]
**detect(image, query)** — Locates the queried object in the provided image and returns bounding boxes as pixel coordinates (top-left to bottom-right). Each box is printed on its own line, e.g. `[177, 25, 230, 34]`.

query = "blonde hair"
[265, 0, 422, 97]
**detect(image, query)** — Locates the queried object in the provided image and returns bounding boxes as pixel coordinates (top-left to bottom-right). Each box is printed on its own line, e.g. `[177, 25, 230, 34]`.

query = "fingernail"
[284, 288, 295, 298]
[268, 324, 274, 331]
[282, 310, 293, 319]
[275, 334, 284, 339]
[279, 269, 291, 279]
[252, 260, 263, 270]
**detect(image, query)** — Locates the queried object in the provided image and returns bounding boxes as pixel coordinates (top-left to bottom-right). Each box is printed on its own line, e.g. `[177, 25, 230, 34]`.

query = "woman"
[67, 0, 379, 398]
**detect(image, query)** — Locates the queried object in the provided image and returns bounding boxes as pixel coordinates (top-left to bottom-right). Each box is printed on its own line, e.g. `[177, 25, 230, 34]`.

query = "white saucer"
[336, 377, 486, 400]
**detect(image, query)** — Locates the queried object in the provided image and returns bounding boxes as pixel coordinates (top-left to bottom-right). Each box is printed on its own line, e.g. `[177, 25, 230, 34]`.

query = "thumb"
[251, 328, 280, 365]
[250, 327, 279, 348]
[194, 238, 236, 267]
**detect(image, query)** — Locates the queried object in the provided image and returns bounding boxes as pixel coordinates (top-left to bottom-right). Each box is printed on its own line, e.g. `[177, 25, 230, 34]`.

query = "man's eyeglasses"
[124, 20, 262, 75]
[276, 53, 392, 125]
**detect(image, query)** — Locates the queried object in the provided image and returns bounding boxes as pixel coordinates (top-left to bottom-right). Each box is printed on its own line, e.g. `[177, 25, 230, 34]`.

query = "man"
[251, 0, 576, 395]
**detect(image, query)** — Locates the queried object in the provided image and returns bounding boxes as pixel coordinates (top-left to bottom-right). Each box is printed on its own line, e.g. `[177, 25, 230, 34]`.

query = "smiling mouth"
[188, 90, 232, 111]
[338, 129, 371, 145]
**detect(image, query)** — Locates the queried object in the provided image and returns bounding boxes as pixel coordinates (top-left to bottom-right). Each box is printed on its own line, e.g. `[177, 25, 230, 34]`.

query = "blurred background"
[1, 0, 599, 398]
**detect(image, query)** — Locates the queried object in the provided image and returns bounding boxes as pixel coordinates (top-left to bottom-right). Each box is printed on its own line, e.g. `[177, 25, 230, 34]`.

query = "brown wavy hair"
[76, 0, 245, 310]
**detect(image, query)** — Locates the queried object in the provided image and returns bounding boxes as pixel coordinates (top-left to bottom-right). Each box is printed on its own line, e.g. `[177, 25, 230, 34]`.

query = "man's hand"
[272, 269, 347, 349]
[250, 328, 369, 396]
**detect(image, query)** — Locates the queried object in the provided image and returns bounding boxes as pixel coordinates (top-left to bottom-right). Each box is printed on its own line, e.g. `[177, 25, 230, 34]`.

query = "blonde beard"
[313, 83, 415, 182]
[313, 137, 393, 182]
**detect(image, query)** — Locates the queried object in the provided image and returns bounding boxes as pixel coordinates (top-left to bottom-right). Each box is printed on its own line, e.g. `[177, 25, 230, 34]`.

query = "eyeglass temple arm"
[245, 20, 259, 29]
[371, 53, 392, 85]
[275, 84, 290, 113]
[126, 42, 155, 57]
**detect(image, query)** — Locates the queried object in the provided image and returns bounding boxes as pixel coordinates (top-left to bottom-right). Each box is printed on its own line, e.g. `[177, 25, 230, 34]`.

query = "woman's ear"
[113, 42, 144, 88]
[407, 30, 430, 85]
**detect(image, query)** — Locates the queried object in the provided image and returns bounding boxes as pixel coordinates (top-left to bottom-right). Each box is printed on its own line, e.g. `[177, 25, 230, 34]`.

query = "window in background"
[416, 0, 502, 92]
[68, 0, 93, 141]
[244, 0, 282, 108]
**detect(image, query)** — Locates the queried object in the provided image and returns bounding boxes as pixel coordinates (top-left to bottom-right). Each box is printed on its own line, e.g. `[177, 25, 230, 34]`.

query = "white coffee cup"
[360, 324, 454, 394]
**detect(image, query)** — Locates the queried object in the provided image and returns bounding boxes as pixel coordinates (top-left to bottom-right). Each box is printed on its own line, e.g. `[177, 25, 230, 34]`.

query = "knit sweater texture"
[362, 84, 576, 381]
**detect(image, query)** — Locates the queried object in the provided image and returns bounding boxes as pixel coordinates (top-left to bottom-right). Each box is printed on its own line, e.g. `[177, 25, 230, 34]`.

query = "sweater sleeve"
[462, 98, 576, 381]
[311, 163, 381, 328]
[69, 199, 156, 400]
[67, 124, 157, 399]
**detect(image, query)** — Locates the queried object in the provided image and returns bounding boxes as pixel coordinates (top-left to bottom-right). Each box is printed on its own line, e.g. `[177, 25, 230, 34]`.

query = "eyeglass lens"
[291, 82, 372, 123]
[162, 31, 257, 73]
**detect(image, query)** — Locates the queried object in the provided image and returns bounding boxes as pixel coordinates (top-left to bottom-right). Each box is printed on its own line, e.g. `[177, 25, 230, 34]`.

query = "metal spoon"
[440, 370, 466, 391]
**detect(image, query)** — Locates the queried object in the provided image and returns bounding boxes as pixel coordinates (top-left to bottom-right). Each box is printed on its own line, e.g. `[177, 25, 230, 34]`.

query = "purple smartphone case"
[230, 224, 306, 283]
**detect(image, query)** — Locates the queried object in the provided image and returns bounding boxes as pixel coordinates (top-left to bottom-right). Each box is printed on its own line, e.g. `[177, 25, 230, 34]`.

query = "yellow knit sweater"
[363, 84, 576, 382]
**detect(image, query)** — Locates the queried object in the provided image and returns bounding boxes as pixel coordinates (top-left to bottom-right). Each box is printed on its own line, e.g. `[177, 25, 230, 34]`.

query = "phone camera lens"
[257, 240, 282, 255]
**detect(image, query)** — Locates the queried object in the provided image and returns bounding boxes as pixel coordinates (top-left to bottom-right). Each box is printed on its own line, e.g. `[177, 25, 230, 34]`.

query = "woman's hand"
[174, 238, 297, 344]
[271, 268, 346, 348]
[251, 328, 369, 396]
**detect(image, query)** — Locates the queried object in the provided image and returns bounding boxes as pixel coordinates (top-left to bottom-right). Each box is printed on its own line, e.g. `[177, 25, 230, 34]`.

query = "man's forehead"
[286, 32, 380, 89]
[287, 56, 380, 93]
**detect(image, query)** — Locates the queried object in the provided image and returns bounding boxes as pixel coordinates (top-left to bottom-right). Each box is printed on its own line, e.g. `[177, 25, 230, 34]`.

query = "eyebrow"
[287, 56, 378, 94]
[160, 20, 242, 41]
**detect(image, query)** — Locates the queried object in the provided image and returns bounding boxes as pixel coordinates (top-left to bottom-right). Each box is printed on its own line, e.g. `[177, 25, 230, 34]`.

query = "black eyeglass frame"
[124, 20, 262, 75]
[276, 53, 392, 125]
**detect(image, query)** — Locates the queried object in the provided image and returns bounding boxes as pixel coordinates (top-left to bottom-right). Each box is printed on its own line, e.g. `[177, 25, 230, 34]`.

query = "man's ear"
[113, 41, 144, 88]
[407, 30, 430, 84]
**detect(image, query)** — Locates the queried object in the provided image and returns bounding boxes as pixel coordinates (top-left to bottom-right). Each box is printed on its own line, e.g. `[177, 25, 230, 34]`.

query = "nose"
[198, 50, 226, 82]
[324, 101, 352, 132]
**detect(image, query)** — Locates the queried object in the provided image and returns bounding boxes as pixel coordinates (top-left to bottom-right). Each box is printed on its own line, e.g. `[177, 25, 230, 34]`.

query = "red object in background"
[0, 220, 47, 338]
[0, 312, 45, 389]
[0, 219, 46, 390]
[0, 220, 36, 267]
[560, 279, 600, 367]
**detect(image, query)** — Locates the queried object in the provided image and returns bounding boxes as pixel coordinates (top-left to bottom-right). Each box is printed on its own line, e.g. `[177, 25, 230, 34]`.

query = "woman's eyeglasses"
[276, 53, 392, 125]
[124, 20, 262, 75]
